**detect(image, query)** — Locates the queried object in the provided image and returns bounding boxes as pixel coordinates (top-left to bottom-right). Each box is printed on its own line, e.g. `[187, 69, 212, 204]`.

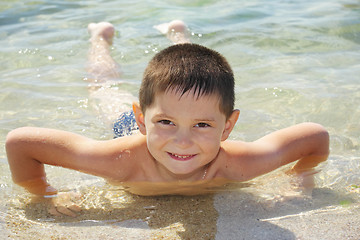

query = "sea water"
[0, 0, 359, 239]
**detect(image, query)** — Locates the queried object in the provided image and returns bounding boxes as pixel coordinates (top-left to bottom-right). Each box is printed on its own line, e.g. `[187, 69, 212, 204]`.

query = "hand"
[45, 191, 82, 217]
[287, 169, 318, 196]
[263, 170, 316, 208]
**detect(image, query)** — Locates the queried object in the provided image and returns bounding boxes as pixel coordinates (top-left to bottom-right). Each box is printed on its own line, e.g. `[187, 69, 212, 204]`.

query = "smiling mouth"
[167, 152, 196, 161]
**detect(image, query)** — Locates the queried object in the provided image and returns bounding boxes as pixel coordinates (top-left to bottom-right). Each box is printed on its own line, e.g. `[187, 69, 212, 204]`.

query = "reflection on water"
[7, 185, 218, 239]
[1, 0, 360, 239]
[108, 178, 252, 196]
[5, 175, 358, 239]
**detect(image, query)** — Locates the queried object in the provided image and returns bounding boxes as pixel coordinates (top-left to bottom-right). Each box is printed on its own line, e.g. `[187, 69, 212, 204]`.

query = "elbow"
[6, 127, 28, 148]
[6, 127, 44, 184]
[5, 127, 34, 159]
[315, 123, 329, 155]
[5, 128, 25, 182]
[6, 128, 21, 151]
[306, 122, 330, 158]
[5, 128, 24, 163]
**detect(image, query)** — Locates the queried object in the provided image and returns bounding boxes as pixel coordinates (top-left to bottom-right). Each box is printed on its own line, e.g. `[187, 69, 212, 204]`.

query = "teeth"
[172, 153, 191, 159]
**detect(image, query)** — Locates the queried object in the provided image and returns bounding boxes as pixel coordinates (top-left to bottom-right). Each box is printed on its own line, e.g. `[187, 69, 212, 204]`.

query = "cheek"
[197, 127, 223, 140]
[195, 131, 222, 150]
[199, 138, 221, 161]
[147, 127, 172, 142]
[146, 128, 171, 154]
[146, 136, 161, 161]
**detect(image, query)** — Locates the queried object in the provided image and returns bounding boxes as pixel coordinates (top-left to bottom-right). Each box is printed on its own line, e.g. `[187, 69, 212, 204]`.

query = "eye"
[195, 122, 211, 128]
[158, 120, 174, 125]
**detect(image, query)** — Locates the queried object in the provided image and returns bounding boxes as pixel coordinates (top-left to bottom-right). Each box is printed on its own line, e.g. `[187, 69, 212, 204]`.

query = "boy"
[5, 21, 329, 216]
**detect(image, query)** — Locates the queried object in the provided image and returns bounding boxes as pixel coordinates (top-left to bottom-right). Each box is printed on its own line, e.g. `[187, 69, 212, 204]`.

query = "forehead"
[165, 87, 219, 104]
[149, 88, 223, 117]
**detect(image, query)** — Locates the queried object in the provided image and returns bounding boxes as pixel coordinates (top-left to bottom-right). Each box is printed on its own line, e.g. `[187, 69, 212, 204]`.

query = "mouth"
[167, 152, 196, 161]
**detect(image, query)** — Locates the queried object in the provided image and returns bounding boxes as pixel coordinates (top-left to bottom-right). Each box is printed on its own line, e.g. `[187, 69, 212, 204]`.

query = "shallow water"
[1, 0, 360, 239]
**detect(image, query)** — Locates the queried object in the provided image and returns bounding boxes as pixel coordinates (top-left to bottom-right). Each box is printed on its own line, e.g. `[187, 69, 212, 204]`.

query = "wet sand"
[215, 189, 360, 240]
[3, 183, 360, 240]
[4, 188, 218, 239]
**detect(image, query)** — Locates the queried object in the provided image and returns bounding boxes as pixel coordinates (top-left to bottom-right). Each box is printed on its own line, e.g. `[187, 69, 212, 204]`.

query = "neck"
[155, 162, 208, 182]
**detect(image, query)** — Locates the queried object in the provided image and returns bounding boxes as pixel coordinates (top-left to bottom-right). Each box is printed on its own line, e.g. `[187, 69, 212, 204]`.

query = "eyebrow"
[153, 113, 171, 119]
[153, 113, 216, 122]
[193, 118, 216, 122]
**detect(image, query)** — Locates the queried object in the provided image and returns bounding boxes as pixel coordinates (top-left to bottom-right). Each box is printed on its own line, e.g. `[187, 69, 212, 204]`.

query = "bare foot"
[154, 20, 190, 44]
[88, 22, 115, 45]
[87, 22, 120, 81]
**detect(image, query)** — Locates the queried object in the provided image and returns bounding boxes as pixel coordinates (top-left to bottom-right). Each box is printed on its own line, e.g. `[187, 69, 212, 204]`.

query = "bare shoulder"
[212, 140, 258, 180]
[213, 123, 329, 181]
[73, 133, 149, 181]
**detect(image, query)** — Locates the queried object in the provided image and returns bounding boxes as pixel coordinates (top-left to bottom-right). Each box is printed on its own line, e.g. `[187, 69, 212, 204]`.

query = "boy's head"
[139, 43, 235, 119]
[134, 43, 239, 178]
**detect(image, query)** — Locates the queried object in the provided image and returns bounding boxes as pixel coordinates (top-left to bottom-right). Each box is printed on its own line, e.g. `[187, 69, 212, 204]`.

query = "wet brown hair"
[139, 43, 235, 119]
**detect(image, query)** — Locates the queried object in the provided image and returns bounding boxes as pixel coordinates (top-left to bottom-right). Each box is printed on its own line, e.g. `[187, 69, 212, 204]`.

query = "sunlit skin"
[5, 20, 329, 216]
[134, 88, 236, 181]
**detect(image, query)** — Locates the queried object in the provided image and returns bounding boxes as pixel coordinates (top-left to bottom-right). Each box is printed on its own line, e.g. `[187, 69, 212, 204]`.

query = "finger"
[68, 204, 82, 212]
[48, 205, 63, 217]
[56, 206, 77, 217]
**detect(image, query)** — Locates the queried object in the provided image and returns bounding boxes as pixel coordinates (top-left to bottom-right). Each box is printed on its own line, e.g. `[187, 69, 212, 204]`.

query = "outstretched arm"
[255, 122, 329, 193]
[5, 127, 136, 196]
[223, 122, 329, 183]
[255, 122, 329, 175]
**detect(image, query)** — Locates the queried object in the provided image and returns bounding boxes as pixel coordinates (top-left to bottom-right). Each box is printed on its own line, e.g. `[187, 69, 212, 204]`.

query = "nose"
[174, 128, 193, 149]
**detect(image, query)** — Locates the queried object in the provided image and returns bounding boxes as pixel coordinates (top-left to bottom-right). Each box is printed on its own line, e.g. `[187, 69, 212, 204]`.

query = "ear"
[221, 109, 240, 141]
[132, 102, 146, 135]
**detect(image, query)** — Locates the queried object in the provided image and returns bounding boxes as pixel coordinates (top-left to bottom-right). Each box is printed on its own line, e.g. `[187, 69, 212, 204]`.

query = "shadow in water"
[17, 183, 357, 240]
[214, 187, 358, 240]
[23, 191, 219, 239]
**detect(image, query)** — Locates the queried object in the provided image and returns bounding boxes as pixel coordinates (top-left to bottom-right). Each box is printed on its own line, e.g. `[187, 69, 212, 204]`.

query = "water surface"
[1, 0, 359, 239]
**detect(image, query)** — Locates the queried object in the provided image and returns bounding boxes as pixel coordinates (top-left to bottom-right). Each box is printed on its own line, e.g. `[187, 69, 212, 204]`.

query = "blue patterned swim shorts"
[113, 110, 139, 138]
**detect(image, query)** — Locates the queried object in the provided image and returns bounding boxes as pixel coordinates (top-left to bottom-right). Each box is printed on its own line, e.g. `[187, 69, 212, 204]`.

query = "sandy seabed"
[2, 182, 360, 240]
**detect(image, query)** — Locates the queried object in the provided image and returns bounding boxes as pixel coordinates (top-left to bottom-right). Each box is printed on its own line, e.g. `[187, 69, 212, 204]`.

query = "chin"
[169, 166, 201, 177]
